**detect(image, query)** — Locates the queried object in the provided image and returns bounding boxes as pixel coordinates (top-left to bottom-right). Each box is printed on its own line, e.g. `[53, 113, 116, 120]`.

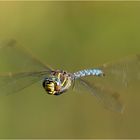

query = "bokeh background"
[0, 1, 140, 139]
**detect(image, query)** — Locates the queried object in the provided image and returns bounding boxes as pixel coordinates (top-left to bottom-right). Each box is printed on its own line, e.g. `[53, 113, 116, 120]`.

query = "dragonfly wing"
[75, 78, 124, 113]
[0, 39, 53, 71]
[73, 55, 140, 112]
[98, 54, 140, 91]
[0, 71, 50, 95]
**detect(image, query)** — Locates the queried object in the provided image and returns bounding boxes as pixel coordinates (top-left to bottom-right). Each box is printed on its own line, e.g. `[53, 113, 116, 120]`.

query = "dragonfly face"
[43, 76, 62, 95]
[42, 70, 72, 95]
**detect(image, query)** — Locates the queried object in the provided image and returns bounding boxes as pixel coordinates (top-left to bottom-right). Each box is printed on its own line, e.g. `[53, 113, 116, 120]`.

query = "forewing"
[0, 71, 50, 95]
[0, 39, 52, 72]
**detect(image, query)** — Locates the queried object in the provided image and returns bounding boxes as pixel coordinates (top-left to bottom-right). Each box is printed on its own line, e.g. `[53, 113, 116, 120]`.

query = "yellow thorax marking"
[61, 77, 67, 86]
[57, 72, 67, 87]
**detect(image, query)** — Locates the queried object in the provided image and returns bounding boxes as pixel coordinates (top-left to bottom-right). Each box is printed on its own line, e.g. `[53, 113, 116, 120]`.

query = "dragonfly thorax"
[42, 70, 72, 95]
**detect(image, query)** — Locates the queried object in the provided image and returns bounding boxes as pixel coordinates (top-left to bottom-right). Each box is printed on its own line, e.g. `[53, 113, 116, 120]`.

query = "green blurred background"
[0, 1, 140, 139]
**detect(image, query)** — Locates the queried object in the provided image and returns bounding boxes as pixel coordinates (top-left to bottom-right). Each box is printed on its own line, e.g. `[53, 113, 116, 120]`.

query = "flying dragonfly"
[0, 39, 139, 113]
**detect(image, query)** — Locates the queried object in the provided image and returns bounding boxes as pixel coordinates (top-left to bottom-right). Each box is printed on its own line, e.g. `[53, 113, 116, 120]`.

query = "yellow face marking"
[48, 90, 56, 95]
[46, 83, 55, 93]
[47, 82, 54, 87]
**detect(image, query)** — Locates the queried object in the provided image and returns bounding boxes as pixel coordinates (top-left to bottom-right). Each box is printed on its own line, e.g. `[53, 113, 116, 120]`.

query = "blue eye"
[53, 77, 61, 85]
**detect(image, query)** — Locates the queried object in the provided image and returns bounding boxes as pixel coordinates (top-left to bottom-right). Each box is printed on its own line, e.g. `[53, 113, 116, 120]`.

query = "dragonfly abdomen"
[73, 69, 104, 79]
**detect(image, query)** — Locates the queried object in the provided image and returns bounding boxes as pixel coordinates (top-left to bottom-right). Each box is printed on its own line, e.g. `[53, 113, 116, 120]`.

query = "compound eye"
[53, 78, 61, 86]
[44, 78, 53, 84]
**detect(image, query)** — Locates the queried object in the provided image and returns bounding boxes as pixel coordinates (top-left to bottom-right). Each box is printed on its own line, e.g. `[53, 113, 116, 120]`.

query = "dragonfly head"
[42, 76, 62, 95]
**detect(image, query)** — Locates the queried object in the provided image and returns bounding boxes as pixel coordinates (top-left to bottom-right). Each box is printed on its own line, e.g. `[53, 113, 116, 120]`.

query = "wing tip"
[0, 39, 17, 49]
[136, 54, 140, 61]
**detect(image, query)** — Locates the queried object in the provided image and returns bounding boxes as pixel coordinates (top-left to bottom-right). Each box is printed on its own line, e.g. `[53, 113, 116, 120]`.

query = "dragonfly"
[0, 39, 139, 113]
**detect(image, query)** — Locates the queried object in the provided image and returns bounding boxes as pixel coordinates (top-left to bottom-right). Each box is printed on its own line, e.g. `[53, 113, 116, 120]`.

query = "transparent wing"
[73, 54, 140, 112]
[75, 78, 124, 113]
[0, 39, 53, 72]
[98, 54, 140, 91]
[0, 39, 53, 95]
[0, 71, 50, 96]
